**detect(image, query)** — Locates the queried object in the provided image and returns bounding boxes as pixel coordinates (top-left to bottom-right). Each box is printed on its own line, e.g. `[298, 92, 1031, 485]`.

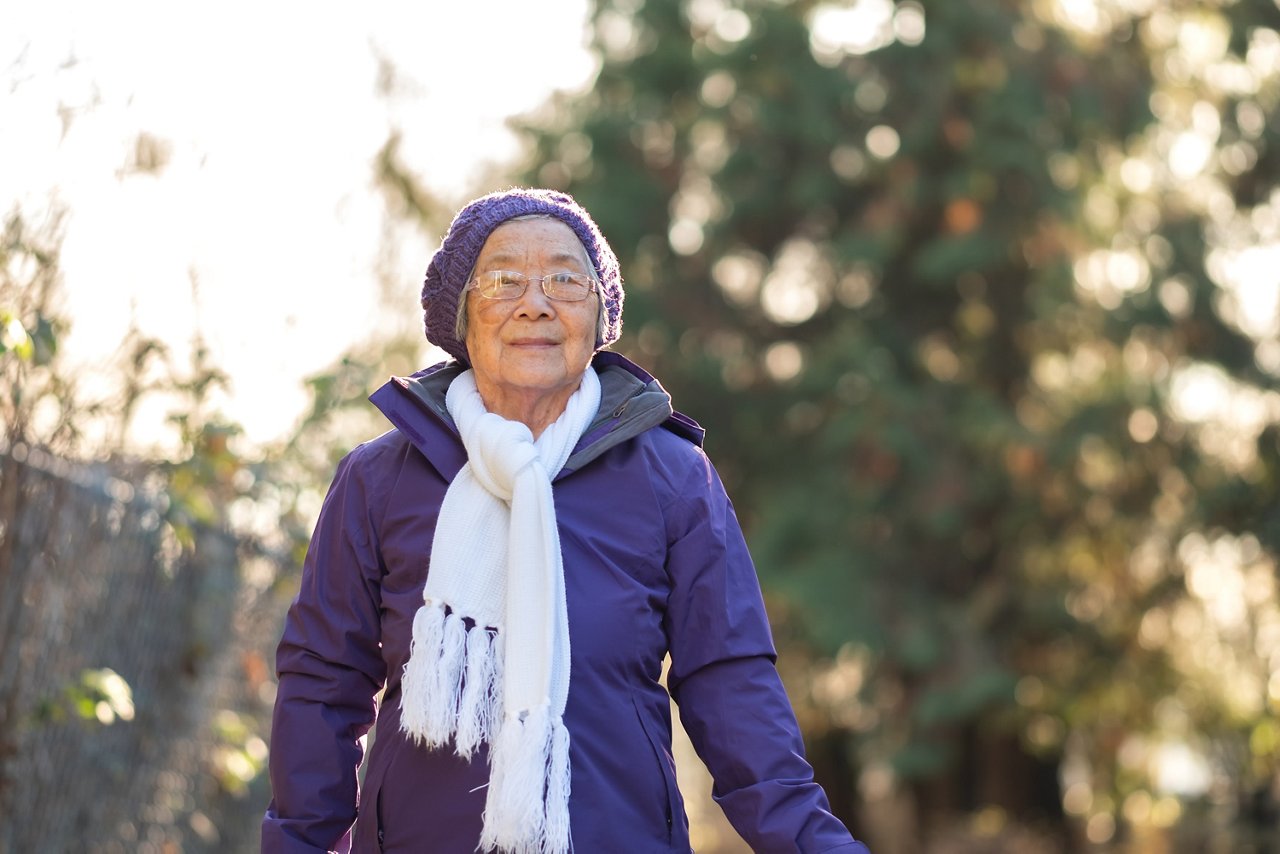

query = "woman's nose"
[512, 278, 556, 317]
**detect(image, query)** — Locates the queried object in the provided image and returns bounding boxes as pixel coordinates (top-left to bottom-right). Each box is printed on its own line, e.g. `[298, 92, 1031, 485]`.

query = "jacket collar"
[369, 351, 704, 483]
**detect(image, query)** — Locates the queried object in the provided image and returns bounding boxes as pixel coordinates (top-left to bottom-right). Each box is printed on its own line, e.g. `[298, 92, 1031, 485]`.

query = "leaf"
[1, 311, 33, 360]
[910, 233, 1008, 284]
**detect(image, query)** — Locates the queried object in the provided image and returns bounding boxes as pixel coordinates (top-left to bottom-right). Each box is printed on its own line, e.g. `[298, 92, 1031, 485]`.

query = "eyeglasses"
[466, 270, 597, 302]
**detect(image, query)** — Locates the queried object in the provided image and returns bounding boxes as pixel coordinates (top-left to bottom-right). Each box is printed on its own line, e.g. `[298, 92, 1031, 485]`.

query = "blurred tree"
[1, 208, 80, 453]
[265, 127, 453, 504]
[508, 0, 1280, 848]
[0, 200, 300, 844]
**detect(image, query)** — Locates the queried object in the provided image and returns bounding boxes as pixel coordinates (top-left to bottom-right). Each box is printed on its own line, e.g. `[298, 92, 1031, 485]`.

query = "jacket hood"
[369, 351, 704, 483]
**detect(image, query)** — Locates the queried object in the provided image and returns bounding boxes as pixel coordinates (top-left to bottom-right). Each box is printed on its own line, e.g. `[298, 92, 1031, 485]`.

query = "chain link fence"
[0, 444, 287, 854]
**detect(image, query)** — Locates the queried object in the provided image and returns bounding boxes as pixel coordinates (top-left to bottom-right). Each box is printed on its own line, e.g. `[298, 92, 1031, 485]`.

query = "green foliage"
[510, 0, 1280, 833]
[0, 309, 58, 363]
[210, 709, 269, 797]
[33, 668, 135, 726]
[0, 208, 79, 451]
[158, 336, 257, 547]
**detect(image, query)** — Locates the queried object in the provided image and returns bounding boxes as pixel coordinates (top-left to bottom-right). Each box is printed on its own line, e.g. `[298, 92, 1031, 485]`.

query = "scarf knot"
[400, 367, 600, 854]
[467, 414, 539, 501]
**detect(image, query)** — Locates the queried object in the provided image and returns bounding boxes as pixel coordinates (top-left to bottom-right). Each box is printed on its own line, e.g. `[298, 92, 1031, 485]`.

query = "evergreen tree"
[513, 0, 1280, 845]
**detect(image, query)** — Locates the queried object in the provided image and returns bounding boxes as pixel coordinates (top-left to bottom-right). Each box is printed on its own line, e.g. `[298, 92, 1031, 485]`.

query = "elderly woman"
[262, 189, 869, 854]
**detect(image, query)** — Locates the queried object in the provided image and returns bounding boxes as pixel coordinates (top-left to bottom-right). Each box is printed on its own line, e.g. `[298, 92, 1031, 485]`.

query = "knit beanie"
[421, 188, 624, 365]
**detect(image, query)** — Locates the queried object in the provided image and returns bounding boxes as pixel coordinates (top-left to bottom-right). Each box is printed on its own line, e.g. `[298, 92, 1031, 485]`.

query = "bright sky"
[3, 0, 596, 448]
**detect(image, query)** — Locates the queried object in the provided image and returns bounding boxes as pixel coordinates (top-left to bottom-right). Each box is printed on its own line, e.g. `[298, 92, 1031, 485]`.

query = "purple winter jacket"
[262, 352, 869, 853]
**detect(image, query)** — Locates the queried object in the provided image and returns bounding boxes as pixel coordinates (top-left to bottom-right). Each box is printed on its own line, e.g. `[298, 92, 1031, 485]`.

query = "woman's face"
[464, 217, 600, 416]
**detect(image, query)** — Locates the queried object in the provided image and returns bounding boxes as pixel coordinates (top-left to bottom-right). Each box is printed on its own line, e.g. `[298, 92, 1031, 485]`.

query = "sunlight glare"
[1120, 157, 1154, 194]
[1247, 27, 1280, 78]
[712, 250, 766, 307]
[1152, 742, 1212, 797]
[1168, 132, 1214, 179]
[1177, 13, 1230, 67]
[6, 0, 596, 447]
[1052, 0, 1109, 36]
[865, 125, 900, 160]
[808, 0, 896, 63]
[893, 2, 926, 46]
[668, 219, 705, 256]
[1206, 244, 1280, 339]
[763, 341, 804, 383]
[1169, 363, 1230, 422]
[760, 239, 831, 325]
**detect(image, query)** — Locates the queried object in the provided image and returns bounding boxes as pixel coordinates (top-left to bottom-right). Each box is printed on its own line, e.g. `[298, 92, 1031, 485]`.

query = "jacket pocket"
[355, 734, 400, 852]
[375, 785, 386, 852]
[630, 692, 686, 848]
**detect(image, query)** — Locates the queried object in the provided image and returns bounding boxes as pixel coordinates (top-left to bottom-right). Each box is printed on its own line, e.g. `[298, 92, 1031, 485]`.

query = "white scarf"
[400, 366, 600, 854]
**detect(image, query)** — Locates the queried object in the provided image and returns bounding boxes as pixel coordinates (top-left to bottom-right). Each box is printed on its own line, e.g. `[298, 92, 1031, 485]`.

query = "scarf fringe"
[480, 706, 571, 854]
[545, 719, 572, 852]
[400, 602, 501, 755]
[456, 622, 502, 758]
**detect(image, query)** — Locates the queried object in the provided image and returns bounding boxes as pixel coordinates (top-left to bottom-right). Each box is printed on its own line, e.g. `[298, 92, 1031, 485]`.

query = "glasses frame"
[466, 270, 598, 302]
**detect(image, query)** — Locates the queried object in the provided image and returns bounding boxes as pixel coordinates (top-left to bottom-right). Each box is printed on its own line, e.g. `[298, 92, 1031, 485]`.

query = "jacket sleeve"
[663, 448, 870, 854]
[262, 445, 389, 853]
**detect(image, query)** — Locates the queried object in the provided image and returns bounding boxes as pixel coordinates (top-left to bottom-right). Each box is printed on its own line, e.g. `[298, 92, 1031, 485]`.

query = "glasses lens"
[543, 272, 592, 301]
[476, 271, 527, 299]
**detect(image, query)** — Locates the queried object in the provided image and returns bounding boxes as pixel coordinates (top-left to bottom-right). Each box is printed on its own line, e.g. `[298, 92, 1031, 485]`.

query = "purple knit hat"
[421, 188, 624, 365]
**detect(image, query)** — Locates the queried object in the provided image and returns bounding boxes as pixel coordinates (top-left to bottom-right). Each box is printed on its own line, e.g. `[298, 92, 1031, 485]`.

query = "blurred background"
[3, 0, 1280, 851]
